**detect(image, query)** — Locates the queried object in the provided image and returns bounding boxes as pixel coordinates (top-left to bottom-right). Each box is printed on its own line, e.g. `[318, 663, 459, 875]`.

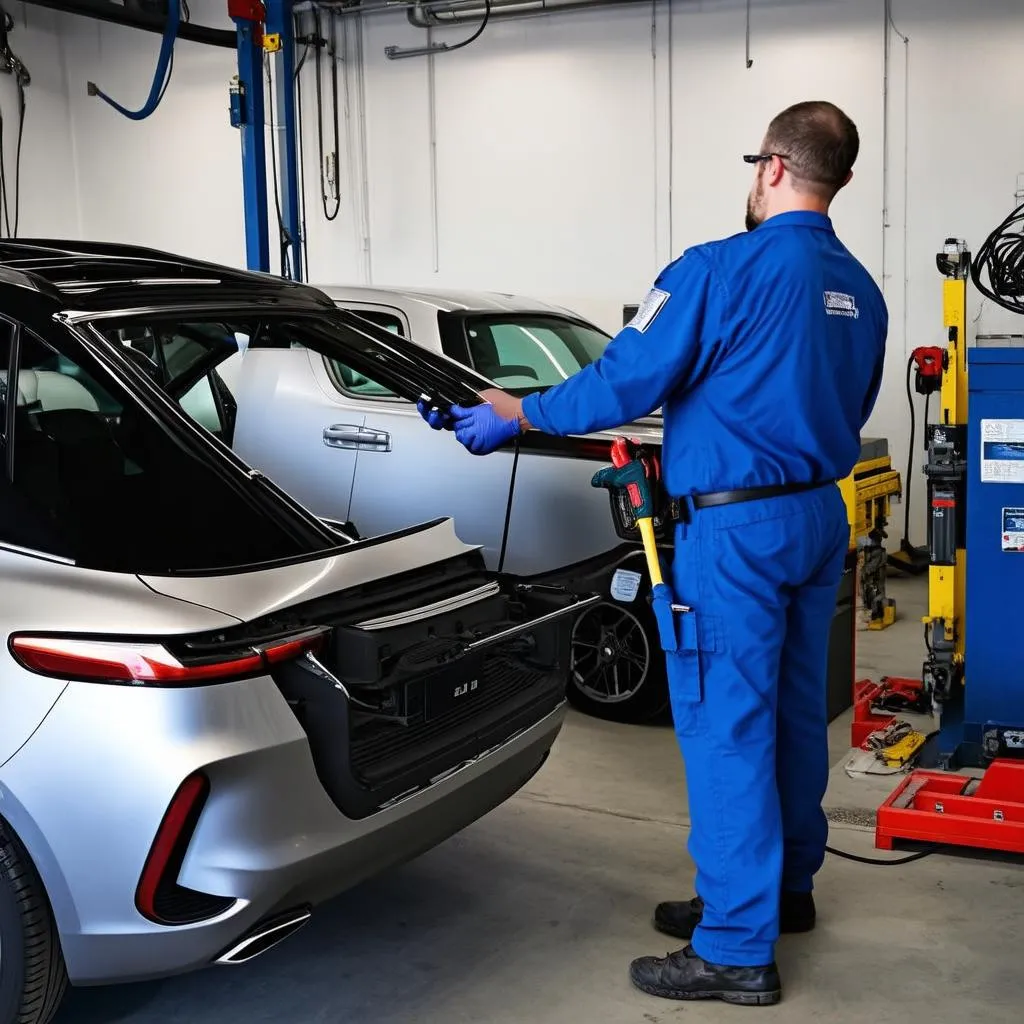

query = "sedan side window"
[328, 310, 404, 400]
[450, 315, 611, 394]
[467, 323, 576, 387]
[327, 359, 400, 400]
[351, 310, 405, 337]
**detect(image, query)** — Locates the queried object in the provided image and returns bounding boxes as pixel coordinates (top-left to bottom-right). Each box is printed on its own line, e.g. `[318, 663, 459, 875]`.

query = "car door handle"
[323, 424, 392, 452]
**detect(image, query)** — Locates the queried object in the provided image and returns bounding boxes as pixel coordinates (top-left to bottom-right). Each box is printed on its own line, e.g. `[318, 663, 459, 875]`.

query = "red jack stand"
[876, 759, 1024, 854]
[851, 676, 925, 748]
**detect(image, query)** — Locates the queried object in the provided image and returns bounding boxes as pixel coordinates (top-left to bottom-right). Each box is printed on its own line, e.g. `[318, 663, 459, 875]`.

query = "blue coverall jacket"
[521, 210, 888, 967]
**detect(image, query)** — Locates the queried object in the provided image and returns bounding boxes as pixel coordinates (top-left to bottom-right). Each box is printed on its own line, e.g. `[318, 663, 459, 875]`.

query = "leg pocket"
[650, 583, 719, 737]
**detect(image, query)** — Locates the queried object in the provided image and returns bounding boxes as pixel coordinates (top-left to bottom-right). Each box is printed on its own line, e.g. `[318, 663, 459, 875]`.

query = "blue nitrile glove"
[416, 398, 453, 431]
[450, 403, 521, 455]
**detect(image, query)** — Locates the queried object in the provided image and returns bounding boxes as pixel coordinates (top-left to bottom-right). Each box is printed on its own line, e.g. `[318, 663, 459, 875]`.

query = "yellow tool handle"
[637, 517, 663, 587]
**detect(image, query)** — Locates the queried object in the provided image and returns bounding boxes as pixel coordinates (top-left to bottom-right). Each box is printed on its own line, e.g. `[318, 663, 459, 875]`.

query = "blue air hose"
[88, 0, 180, 120]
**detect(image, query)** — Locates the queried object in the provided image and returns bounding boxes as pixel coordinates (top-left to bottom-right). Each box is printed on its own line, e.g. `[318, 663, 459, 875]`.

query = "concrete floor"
[58, 575, 1024, 1023]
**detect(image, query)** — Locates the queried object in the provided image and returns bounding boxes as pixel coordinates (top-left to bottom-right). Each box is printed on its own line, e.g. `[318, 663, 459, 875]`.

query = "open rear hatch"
[140, 518, 598, 818]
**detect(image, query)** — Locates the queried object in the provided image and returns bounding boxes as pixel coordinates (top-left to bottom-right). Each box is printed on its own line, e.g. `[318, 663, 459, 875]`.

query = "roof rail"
[3, 238, 242, 270]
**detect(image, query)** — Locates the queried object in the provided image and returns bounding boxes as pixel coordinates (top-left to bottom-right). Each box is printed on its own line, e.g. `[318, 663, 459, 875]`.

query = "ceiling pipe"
[311, 0, 647, 21]
[412, 0, 647, 24]
[382, 0, 647, 56]
[21, 0, 237, 47]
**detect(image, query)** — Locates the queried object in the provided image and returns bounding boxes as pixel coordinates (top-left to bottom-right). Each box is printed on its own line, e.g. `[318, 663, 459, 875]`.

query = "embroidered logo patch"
[627, 287, 671, 333]
[823, 290, 859, 319]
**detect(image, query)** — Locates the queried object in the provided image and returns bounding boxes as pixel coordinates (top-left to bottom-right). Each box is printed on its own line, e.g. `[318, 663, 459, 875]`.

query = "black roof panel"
[0, 239, 334, 312]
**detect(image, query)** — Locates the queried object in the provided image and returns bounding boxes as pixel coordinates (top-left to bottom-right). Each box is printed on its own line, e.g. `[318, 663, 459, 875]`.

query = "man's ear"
[768, 156, 786, 187]
[840, 169, 853, 188]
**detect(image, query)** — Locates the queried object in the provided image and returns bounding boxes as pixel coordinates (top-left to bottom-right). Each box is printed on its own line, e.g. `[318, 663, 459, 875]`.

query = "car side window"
[351, 310, 405, 337]
[324, 309, 405, 401]
[466, 322, 578, 387]
[327, 359, 401, 399]
[0, 325, 309, 571]
[0, 325, 122, 561]
[101, 322, 245, 441]
[181, 375, 226, 436]
[0, 321, 12, 446]
[0, 322, 79, 559]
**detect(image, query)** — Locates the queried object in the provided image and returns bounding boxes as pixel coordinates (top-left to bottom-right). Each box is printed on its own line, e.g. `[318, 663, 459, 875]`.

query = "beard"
[745, 173, 765, 231]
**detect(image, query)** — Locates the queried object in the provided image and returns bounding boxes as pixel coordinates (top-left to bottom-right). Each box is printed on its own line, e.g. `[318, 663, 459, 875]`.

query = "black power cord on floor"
[825, 842, 945, 866]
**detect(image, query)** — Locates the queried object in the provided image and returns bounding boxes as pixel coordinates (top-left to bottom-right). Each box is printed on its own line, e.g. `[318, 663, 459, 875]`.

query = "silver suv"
[0, 240, 593, 1024]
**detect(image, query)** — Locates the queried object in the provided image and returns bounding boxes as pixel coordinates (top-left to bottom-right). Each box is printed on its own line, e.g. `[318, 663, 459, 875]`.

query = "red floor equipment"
[851, 676, 925, 749]
[876, 759, 1024, 854]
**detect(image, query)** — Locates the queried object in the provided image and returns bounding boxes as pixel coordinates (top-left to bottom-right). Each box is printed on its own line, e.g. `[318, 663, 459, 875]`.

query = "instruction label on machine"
[981, 419, 1024, 483]
[1002, 508, 1024, 552]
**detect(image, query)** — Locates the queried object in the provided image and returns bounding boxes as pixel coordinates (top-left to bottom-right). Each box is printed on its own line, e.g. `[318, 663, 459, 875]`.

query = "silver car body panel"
[3, 667, 563, 984]
[139, 517, 479, 620]
[0, 546, 242, 767]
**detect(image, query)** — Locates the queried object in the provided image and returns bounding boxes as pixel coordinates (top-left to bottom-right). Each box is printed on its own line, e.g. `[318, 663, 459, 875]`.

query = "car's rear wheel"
[566, 575, 669, 724]
[0, 821, 67, 1024]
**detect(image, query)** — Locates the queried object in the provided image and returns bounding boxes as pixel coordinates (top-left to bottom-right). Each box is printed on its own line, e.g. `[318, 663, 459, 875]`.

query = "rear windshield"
[441, 313, 611, 394]
[0, 324, 337, 574]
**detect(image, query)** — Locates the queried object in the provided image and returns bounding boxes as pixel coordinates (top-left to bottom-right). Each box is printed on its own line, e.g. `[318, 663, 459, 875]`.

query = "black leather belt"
[673, 478, 834, 514]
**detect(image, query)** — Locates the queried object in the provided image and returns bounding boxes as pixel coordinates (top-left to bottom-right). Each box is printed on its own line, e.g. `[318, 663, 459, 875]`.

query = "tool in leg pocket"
[592, 438, 688, 651]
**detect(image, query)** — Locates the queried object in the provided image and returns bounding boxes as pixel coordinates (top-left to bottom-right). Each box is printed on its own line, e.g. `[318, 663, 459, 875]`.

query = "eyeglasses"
[743, 153, 789, 164]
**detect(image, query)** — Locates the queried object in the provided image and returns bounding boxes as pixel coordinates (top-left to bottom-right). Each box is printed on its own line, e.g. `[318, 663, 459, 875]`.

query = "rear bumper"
[0, 677, 564, 986]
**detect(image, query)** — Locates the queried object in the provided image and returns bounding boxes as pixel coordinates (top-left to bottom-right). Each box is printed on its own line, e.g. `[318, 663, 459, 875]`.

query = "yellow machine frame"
[839, 447, 903, 629]
[924, 244, 970, 694]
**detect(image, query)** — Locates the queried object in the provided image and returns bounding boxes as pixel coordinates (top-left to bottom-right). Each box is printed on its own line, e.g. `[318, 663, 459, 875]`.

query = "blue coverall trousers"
[665, 483, 849, 967]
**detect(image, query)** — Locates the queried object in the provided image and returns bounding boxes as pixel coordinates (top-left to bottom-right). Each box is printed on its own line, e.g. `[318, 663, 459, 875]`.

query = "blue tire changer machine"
[877, 237, 1024, 855]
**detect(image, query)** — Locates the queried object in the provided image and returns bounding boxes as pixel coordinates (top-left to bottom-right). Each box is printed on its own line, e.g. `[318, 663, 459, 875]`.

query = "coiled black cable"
[972, 199, 1024, 314]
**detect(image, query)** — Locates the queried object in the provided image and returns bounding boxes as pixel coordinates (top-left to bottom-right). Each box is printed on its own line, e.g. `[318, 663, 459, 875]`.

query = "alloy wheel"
[570, 601, 651, 704]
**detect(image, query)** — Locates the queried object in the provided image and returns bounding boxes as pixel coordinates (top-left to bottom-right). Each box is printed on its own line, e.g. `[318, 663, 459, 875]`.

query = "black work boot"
[629, 945, 782, 1005]
[654, 892, 815, 941]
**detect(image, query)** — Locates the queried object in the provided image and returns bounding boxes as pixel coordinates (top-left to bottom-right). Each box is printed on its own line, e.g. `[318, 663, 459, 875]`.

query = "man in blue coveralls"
[419, 100, 887, 1006]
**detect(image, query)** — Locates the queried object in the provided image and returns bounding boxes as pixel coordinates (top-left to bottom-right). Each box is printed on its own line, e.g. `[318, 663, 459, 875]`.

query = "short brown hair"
[763, 101, 859, 199]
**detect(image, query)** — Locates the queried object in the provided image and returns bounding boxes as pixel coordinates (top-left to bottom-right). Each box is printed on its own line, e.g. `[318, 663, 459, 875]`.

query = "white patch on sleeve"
[823, 290, 859, 319]
[627, 287, 671, 333]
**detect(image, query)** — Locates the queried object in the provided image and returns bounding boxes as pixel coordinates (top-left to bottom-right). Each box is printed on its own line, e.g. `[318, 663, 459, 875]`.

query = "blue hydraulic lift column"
[230, 0, 271, 273]
[265, 0, 303, 281]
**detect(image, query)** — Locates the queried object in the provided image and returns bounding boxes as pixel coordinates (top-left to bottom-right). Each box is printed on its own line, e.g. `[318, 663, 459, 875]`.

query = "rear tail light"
[9, 627, 327, 686]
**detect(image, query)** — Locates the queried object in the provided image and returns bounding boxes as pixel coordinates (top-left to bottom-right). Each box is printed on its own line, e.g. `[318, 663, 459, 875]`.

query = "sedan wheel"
[566, 596, 669, 724]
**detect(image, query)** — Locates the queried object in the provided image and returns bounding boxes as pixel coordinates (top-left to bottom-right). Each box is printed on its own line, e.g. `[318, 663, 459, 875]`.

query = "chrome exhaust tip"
[214, 906, 312, 966]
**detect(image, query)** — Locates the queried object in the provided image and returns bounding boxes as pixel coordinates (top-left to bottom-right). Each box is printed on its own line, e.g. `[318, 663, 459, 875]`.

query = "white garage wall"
[51, 3, 245, 266]
[8, 0, 1024, 542]
[0, 5, 79, 237]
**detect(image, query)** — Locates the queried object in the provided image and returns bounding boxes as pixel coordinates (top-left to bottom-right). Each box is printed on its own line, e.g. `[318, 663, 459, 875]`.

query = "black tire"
[0, 820, 68, 1024]
[566, 573, 669, 724]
